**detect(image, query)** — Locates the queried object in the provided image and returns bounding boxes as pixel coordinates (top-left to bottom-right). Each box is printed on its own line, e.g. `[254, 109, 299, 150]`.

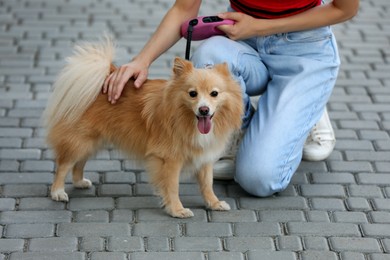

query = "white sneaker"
[213, 130, 244, 180]
[213, 159, 235, 180]
[302, 108, 336, 161]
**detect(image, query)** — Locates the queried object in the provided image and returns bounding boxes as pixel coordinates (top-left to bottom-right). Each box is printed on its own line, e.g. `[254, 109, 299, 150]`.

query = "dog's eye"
[189, 91, 198, 98]
[210, 91, 218, 97]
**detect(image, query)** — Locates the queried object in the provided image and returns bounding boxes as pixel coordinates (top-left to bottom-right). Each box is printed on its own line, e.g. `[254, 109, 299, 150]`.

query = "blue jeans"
[191, 26, 340, 197]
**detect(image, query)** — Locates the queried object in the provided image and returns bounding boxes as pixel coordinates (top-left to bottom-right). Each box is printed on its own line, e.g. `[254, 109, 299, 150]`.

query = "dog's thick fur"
[43, 38, 243, 218]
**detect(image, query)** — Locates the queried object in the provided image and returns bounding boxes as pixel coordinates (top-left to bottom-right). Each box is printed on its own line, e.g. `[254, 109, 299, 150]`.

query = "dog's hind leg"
[50, 136, 97, 202]
[72, 158, 92, 189]
[197, 163, 230, 211]
[147, 156, 194, 218]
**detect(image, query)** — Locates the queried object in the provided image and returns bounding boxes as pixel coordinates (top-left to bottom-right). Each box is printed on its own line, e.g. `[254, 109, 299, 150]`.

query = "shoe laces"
[308, 124, 334, 145]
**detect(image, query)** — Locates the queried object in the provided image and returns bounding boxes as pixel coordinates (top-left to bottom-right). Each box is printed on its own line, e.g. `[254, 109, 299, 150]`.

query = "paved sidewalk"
[1, 0, 390, 259]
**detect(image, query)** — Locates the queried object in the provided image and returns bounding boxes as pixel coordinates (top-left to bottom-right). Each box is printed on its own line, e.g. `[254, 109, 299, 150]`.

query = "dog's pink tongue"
[197, 116, 212, 134]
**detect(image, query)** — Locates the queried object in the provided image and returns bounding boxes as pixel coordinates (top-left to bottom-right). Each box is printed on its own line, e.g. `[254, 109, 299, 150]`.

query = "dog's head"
[169, 57, 243, 135]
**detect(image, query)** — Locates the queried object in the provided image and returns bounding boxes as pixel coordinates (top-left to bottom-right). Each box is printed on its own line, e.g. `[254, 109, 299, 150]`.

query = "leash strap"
[185, 19, 198, 60]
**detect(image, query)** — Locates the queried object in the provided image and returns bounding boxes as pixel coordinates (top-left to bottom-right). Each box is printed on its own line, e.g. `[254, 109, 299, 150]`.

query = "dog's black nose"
[198, 106, 209, 116]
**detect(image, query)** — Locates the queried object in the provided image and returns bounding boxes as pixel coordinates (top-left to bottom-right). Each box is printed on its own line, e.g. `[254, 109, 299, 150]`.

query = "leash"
[185, 19, 199, 60]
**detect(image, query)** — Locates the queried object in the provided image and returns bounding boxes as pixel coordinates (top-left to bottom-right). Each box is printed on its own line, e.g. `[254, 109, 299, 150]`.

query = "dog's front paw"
[210, 200, 231, 211]
[73, 178, 92, 189]
[168, 208, 194, 218]
[51, 189, 69, 202]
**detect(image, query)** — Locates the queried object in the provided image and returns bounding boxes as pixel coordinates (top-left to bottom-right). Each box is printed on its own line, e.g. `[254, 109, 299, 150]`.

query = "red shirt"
[230, 0, 322, 19]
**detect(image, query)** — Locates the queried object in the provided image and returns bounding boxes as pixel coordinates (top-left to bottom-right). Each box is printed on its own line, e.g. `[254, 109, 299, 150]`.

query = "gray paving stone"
[225, 237, 275, 251]
[382, 239, 390, 253]
[0, 148, 41, 160]
[5, 223, 55, 238]
[239, 197, 308, 210]
[111, 209, 134, 223]
[173, 237, 222, 252]
[130, 252, 204, 260]
[339, 252, 366, 260]
[329, 161, 373, 172]
[68, 197, 115, 211]
[306, 210, 331, 222]
[369, 254, 390, 260]
[145, 237, 170, 252]
[259, 210, 306, 222]
[98, 184, 132, 197]
[329, 237, 382, 253]
[0, 239, 25, 253]
[234, 222, 282, 237]
[310, 198, 346, 211]
[348, 184, 384, 198]
[0, 173, 52, 184]
[133, 222, 181, 237]
[185, 223, 232, 237]
[74, 210, 109, 223]
[300, 251, 338, 260]
[104, 171, 136, 183]
[57, 223, 131, 237]
[247, 250, 297, 260]
[21, 160, 54, 172]
[346, 151, 390, 161]
[28, 237, 78, 252]
[333, 211, 368, 223]
[116, 197, 161, 209]
[18, 198, 65, 210]
[90, 252, 127, 260]
[310, 172, 356, 184]
[287, 222, 361, 237]
[369, 212, 390, 224]
[302, 237, 329, 251]
[276, 236, 303, 251]
[375, 162, 390, 172]
[0, 138, 21, 148]
[107, 236, 144, 252]
[0, 128, 32, 137]
[208, 252, 245, 260]
[85, 160, 121, 172]
[9, 252, 85, 260]
[335, 140, 374, 150]
[209, 210, 257, 222]
[345, 197, 372, 211]
[300, 184, 346, 197]
[2, 184, 48, 197]
[357, 173, 390, 185]
[0, 198, 16, 211]
[361, 224, 390, 238]
[0, 161, 22, 175]
[0, 210, 71, 224]
[80, 237, 105, 252]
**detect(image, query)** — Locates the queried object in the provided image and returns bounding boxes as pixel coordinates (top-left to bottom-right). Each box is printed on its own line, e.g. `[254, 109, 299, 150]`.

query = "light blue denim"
[191, 26, 340, 197]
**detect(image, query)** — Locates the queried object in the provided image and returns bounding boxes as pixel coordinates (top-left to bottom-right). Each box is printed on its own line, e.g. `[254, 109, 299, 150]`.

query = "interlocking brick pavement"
[1, 0, 390, 259]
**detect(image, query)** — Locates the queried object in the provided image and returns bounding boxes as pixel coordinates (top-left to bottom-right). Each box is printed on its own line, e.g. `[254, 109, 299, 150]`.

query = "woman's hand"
[103, 59, 149, 104]
[217, 12, 264, 40]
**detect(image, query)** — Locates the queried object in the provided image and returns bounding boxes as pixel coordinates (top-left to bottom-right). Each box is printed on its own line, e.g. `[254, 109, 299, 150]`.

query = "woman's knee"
[191, 36, 241, 68]
[235, 155, 294, 197]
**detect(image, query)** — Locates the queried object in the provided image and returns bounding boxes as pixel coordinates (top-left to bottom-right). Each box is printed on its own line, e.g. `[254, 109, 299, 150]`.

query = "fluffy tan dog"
[43, 38, 243, 218]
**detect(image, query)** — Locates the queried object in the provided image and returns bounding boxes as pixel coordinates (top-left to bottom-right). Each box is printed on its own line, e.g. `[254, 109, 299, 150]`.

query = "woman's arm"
[104, 0, 201, 104]
[218, 0, 360, 40]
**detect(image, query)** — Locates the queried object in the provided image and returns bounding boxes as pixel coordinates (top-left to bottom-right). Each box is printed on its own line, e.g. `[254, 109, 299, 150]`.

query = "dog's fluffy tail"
[43, 36, 115, 130]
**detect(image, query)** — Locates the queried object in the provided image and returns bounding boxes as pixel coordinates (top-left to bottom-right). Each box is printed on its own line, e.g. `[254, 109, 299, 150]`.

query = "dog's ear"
[214, 62, 231, 77]
[173, 57, 193, 76]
